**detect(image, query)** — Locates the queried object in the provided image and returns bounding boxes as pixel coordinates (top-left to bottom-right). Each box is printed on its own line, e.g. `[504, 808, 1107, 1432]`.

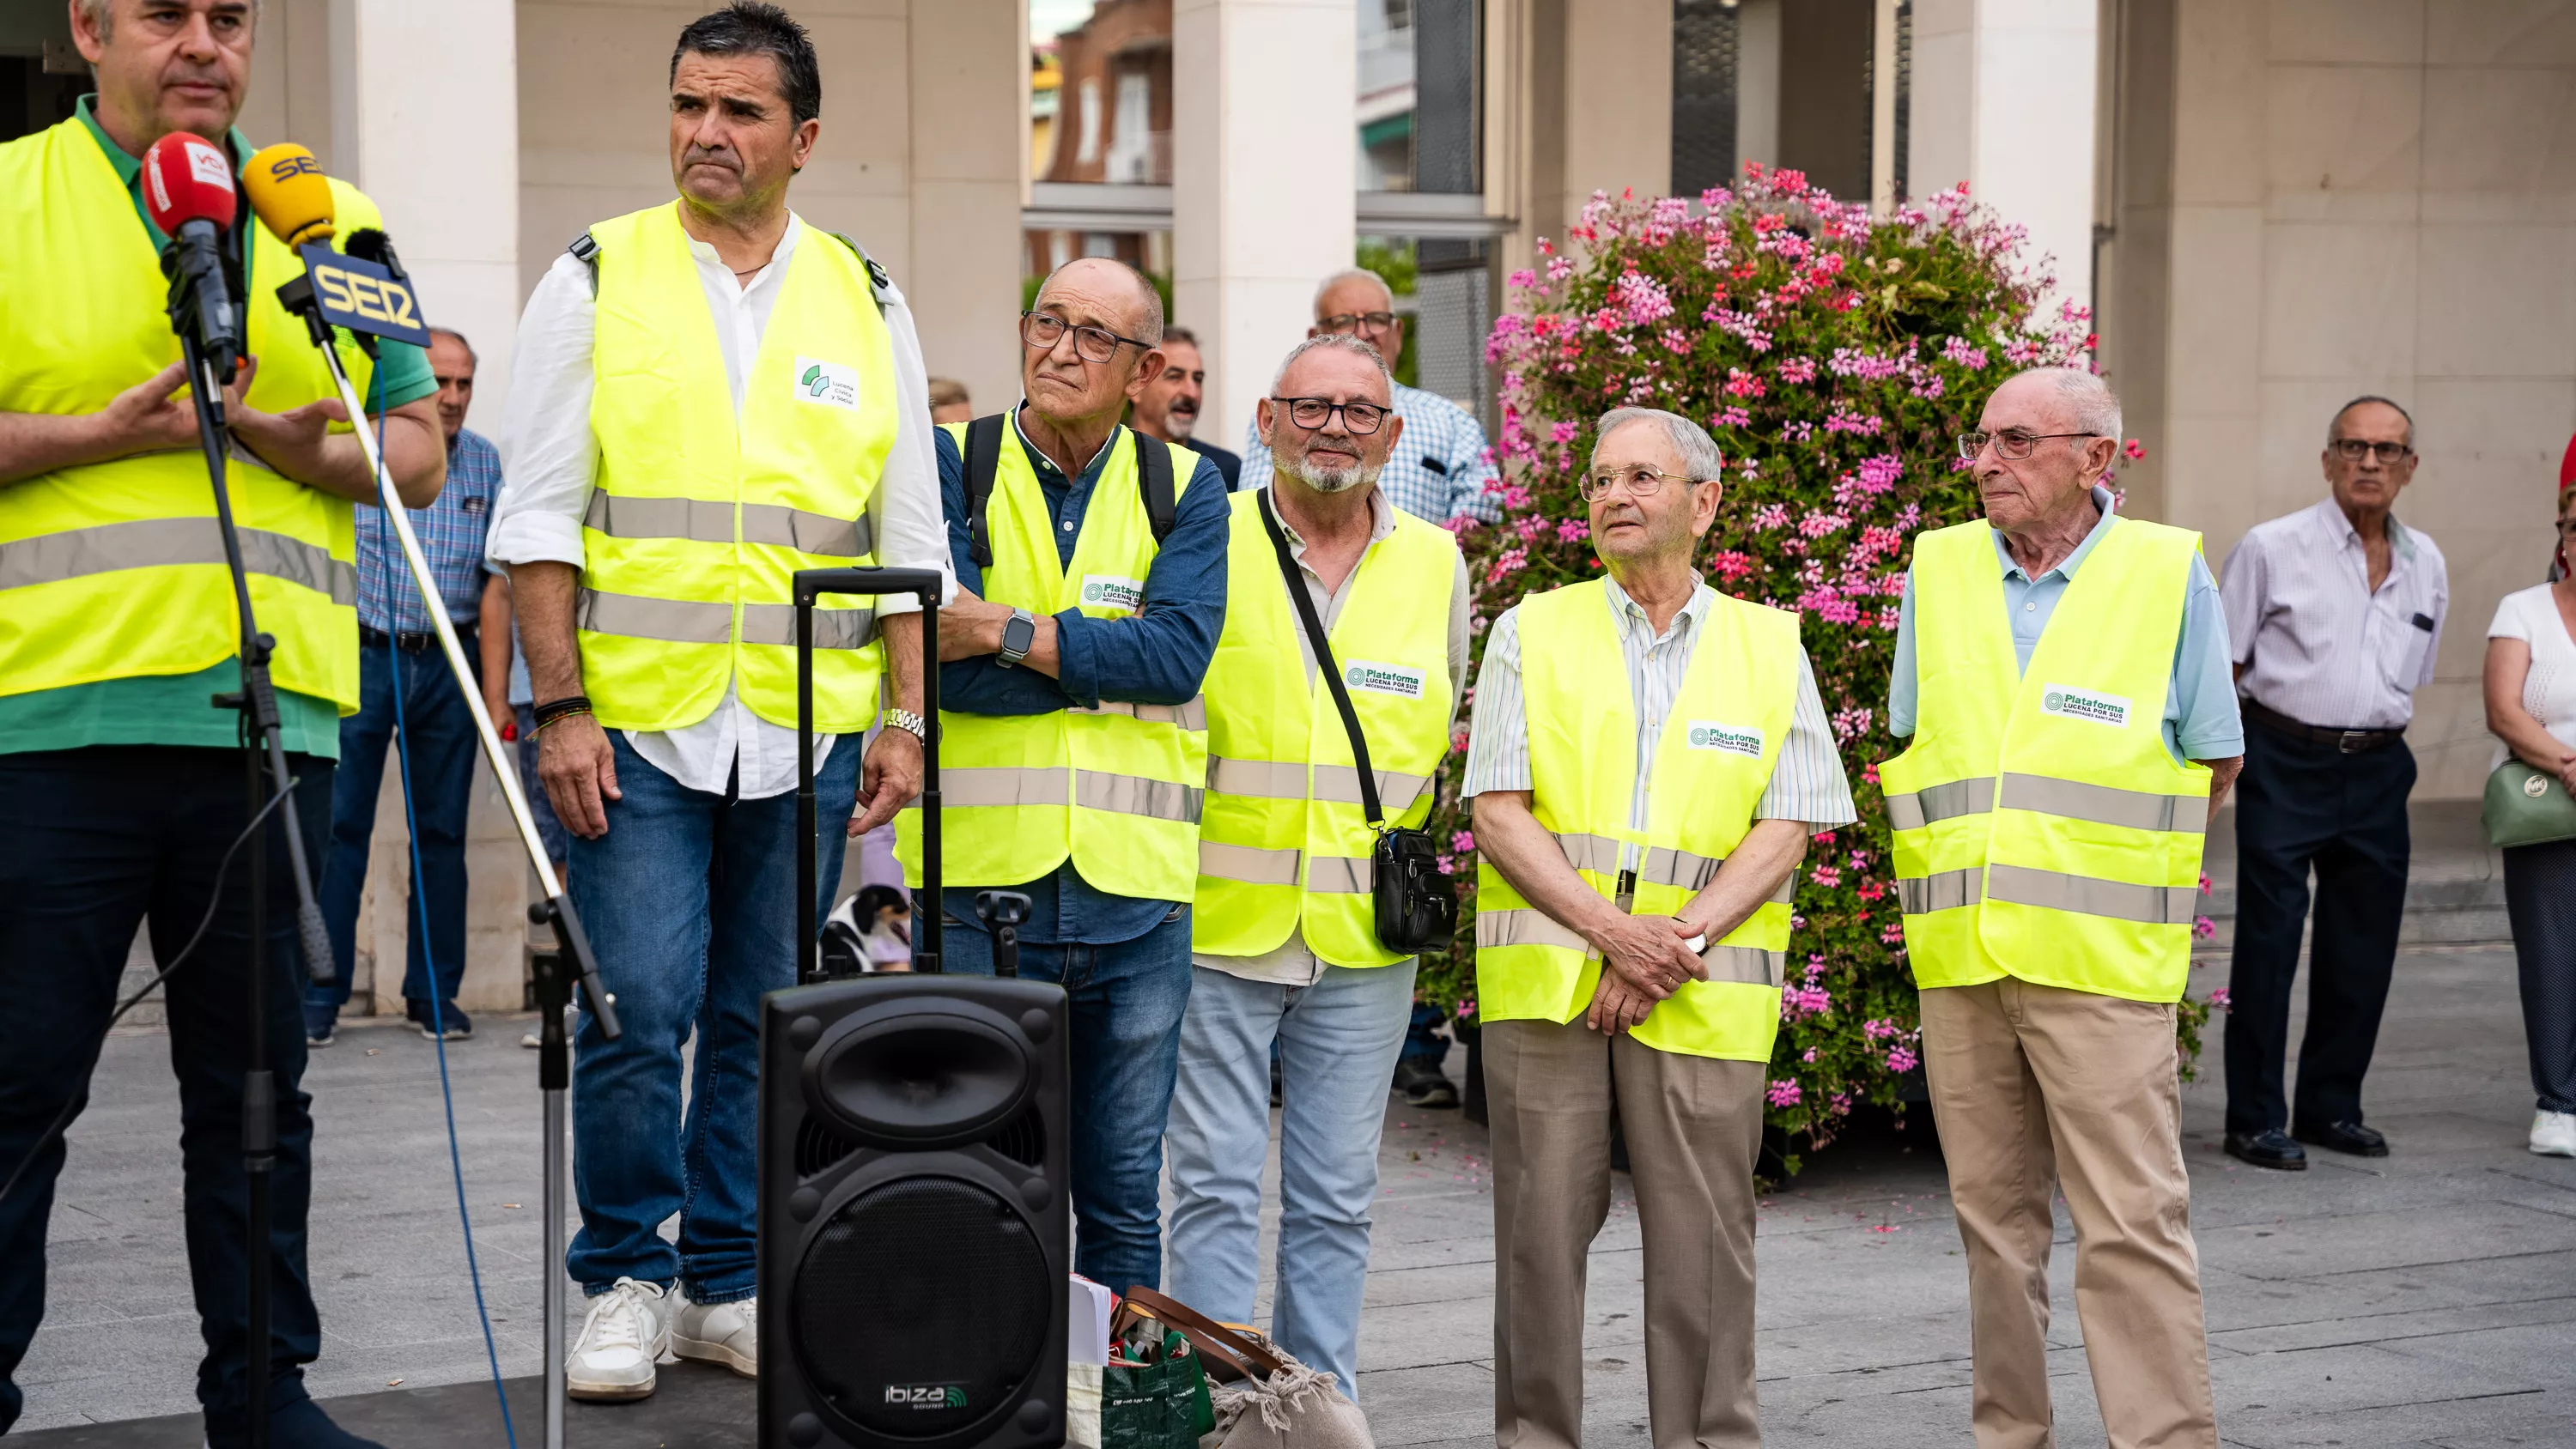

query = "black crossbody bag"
[1256, 489, 1457, 954]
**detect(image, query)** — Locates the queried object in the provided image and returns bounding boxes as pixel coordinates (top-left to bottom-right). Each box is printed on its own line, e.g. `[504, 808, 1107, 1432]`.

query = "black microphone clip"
[161, 217, 243, 394]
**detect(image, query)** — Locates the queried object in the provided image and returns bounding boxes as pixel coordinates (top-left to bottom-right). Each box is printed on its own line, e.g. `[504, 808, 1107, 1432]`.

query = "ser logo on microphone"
[295, 241, 431, 348]
[264, 150, 323, 183]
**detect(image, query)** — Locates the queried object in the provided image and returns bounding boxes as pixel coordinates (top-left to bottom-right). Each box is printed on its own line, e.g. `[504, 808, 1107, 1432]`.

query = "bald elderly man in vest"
[1467, 408, 1855, 1449]
[1884, 367, 2245, 1449]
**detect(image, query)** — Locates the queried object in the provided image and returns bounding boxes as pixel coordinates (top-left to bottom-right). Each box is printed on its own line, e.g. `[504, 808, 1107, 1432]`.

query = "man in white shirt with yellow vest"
[1467, 409, 1855, 1449]
[1165, 335, 1468, 1397]
[486, 3, 948, 1402]
[1883, 367, 2243, 1449]
[0, 3, 445, 1444]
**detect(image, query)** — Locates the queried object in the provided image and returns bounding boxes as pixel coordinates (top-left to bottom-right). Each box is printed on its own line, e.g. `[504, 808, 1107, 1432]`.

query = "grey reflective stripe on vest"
[1895, 867, 1984, 915]
[1071, 696, 1208, 731]
[1476, 907, 1589, 953]
[937, 767, 1072, 809]
[0, 517, 355, 606]
[1639, 845, 1726, 893]
[1984, 864, 2200, 925]
[1552, 832, 1625, 876]
[1304, 854, 1372, 894]
[1884, 777, 1996, 832]
[2000, 773, 2207, 834]
[1701, 943, 1785, 987]
[584, 493, 872, 558]
[1207, 758, 1308, 799]
[1200, 840, 1301, 886]
[1076, 769, 1202, 824]
[741, 602, 875, 650]
[1313, 764, 1431, 815]
[576, 590, 874, 650]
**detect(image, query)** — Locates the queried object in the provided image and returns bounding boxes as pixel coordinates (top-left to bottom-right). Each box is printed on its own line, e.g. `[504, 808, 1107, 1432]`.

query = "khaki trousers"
[1919, 978, 2218, 1449]
[1486, 1016, 1765, 1449]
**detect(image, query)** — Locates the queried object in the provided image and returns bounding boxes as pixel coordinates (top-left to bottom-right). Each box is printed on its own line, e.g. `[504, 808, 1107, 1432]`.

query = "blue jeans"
[565, 731, 860, 1300]
[0, 747, 336, 1441]
[942, 907, 1194, 1294]
[1166, 959, 1417, 1396]
[311, 632, 480, 1018]
[1400, 1001, 1451, 1066]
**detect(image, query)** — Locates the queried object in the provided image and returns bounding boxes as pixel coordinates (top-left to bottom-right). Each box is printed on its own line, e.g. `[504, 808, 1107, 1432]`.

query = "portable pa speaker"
[759, 975, 1071, 1449]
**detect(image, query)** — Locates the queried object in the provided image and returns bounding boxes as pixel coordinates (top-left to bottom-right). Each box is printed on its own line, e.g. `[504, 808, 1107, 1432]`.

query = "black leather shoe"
[2293, 1119, 2389, 1157]
[2224, 1129, 2308, 1170]
[1394, 1057, 1461, 1109]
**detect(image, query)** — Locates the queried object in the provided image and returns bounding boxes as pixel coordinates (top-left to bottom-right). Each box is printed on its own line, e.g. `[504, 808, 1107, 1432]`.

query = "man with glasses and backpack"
[898, 257, 1230, 1296]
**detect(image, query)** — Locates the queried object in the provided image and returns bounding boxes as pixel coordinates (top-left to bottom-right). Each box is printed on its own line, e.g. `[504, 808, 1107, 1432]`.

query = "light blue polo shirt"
[1889, 488, 2244, 765]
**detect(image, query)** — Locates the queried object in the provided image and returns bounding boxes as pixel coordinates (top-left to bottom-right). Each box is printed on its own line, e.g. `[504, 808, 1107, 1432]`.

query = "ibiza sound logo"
[2039, 683, 2131, 728]
[884, 1384, 968, 1410]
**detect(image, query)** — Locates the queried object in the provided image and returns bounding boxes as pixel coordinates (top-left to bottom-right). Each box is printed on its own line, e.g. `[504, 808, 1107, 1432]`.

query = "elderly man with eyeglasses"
[1884, 367, 2242, 1449]
[1467, 409, 1854, 1449]
[2215, 397, 2446, 1173]
[896, 257, 1229, 1295]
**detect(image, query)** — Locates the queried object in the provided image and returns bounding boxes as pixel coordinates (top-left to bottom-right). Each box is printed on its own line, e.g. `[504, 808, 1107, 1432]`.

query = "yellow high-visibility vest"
[1880, 516, 2211, 1003]
[1194, 491, 1460, 967]
[894, 415, 1207, 901]
[579, 203, 899, 734]
[1474, 579, 1800, 1062]
[0, 117, 380, 712]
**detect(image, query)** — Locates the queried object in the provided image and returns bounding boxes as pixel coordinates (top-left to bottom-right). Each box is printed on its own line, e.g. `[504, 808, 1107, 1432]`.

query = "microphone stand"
[268, 276, 621, 1449]
[168, 284, 337, 1449]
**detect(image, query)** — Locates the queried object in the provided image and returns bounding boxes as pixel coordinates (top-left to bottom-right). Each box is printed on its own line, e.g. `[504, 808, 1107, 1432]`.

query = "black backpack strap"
[567, 232, 600, 298]
[1136, 431, 1176, 545]
[963, 413, 1008, 570]
[824, 229, 896, 304]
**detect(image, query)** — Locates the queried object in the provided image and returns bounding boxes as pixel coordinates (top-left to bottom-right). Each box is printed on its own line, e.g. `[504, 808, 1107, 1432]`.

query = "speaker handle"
[975, 889, 1033, 979]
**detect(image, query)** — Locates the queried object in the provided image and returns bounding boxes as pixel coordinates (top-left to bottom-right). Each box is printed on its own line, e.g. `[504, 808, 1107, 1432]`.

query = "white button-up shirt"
[485, 213, 954, 799]
[2219, 496, 2448, 731]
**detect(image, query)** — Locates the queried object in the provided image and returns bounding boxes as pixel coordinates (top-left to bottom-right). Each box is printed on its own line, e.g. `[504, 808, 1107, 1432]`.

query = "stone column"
[908, 0, 1026, 413]
[1173, 0, 1358, 453]
[1906, 0, 2099, 322]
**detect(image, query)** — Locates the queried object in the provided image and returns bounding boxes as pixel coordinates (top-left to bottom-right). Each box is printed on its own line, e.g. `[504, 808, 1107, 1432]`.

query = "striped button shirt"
[1463, 577, 1860, 860]
[1238, 380, 1504, 524]
[360, 427, 499, 632]
[2220, 496, 2449, 731]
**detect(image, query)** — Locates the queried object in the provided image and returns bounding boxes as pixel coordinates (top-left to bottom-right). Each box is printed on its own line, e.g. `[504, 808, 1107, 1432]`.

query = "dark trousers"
[312, 628, 478, 1016]
[2501, 840, 2576, 1114]
[0, 745, 335, 1440]
[2224, 720, 2415, 1136]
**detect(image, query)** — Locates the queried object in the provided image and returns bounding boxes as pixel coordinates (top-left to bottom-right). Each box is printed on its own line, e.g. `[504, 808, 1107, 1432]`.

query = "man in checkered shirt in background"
[305, 327, 504, 1047]
[1240, 268, 1504, 1108]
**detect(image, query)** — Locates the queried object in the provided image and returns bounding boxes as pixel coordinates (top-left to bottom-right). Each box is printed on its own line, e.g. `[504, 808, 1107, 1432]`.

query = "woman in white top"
[2482, 482, 2576, 1157]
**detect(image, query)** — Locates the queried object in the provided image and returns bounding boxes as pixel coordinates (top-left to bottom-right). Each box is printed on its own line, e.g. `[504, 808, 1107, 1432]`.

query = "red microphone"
[140, 131, 243, 380]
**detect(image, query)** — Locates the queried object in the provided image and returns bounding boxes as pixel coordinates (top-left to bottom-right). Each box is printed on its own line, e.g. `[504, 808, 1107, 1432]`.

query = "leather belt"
[360, 624, 472, 654]
[2243, 697, 2403, 754]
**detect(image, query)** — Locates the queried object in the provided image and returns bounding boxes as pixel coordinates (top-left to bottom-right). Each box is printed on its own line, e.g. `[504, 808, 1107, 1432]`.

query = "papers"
[1069, 1274, 1115, 1367]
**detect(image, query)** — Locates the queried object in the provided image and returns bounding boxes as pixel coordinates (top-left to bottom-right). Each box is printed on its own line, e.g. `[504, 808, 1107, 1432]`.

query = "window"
[1075, 76, 1102, 166]
[1359, 0, 1478, 194]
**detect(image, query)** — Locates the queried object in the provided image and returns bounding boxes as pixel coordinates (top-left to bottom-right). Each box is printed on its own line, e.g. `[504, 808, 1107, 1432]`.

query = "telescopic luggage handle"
[795, 567, 945, 980]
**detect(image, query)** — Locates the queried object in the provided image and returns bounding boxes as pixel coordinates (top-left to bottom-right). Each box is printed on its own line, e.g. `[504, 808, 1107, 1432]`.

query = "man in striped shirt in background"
[2217, 396, 2448, 1170]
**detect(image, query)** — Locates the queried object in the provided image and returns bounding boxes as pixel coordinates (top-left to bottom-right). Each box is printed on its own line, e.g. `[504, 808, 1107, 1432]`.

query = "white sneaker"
[568, 1276, 673, 1401]
[673, 1294, 759, 1378]
[2532, 1110, 2576, 1158]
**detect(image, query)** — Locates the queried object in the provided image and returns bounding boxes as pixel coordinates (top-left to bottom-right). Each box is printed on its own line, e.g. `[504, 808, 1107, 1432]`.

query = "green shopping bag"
[1101, 1327, 1215, 1449]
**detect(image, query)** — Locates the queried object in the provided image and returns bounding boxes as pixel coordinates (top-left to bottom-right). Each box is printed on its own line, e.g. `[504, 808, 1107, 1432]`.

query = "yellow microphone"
[241, 142, 336, 247]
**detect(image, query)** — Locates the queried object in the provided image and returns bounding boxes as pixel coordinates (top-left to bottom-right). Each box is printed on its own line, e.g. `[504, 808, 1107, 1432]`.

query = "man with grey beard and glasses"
[1165, 334, 1470, 1396]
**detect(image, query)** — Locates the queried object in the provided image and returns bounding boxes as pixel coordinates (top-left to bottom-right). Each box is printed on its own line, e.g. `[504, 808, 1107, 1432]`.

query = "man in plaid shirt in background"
[306, 328, 504, 1046]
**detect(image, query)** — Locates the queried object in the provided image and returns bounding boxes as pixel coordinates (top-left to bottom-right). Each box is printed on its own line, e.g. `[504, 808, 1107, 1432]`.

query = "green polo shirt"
[0, 100, 439, 760]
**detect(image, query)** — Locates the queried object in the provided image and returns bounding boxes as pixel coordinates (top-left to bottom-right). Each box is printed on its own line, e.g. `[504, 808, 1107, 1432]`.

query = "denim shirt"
[933, 412, 1230, 943]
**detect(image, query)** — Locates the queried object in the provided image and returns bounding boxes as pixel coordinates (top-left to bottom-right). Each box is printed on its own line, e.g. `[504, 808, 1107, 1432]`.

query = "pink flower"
[2193, 915, 2216, 941]
[1808, 865, 1843, 888]
[1451, 830, 1476, 853]
[2208, 987, 2233, 1011]
[1766, 1079, 1804, 1107]
[1886, 1046, 1919, 1074]
[2123, 438, 2146, 461]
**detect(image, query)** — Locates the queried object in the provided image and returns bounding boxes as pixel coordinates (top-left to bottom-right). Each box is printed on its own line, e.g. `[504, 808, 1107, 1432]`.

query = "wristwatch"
[882, 707, 927, 743]
[997, 607, 1038, 669]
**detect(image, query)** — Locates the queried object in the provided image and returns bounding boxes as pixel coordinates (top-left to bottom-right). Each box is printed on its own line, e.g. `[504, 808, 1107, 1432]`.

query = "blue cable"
[369, 370, 519, 1449]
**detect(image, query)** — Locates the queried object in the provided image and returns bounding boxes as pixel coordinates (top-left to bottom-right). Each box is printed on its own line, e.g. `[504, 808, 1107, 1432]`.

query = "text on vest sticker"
[2040, 683, 2132, 728]
[1686, 721, 1765, 757]
[793, 356, 860, 410]
[1080, 575, 1146, 611]
[1342, 660, 1427, 700]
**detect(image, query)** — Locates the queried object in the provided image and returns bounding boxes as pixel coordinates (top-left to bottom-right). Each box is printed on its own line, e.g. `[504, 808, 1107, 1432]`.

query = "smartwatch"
[997, 607, 1038, 669]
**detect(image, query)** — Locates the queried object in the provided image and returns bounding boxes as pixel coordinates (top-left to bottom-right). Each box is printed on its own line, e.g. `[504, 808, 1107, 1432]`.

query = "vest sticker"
[1342, 660, 1427, 700]
[2040, 683, 2132, 728]
[1686, 721, 1765, 758]
[186, 142, 234, 191]
[793, 356, 860, 410]
[1080, 574, 1145, 611]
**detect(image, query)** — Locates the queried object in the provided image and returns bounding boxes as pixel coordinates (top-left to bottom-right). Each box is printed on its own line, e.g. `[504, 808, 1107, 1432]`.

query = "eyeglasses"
[1317, 311, 1399, 336]
[1019, 310, 1151, 365]
[1579, 464, 1700, 501]
[1955, 429, 2097, 462]
[1270, 397, 1388, 434]
[2555, 518, 2576, 536]
[2330, 438, 2415, 465]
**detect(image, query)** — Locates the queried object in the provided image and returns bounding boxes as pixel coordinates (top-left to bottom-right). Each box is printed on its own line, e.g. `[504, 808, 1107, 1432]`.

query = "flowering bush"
[1420, 168, 2211, 1166]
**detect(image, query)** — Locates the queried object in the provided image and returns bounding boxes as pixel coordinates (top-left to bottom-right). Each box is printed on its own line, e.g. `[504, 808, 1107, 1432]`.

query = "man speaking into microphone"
[0, 3, 442, 1446]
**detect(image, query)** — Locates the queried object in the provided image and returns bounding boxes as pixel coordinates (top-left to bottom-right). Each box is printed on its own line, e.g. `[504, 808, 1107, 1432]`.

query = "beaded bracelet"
[532, 694, 593, 732]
